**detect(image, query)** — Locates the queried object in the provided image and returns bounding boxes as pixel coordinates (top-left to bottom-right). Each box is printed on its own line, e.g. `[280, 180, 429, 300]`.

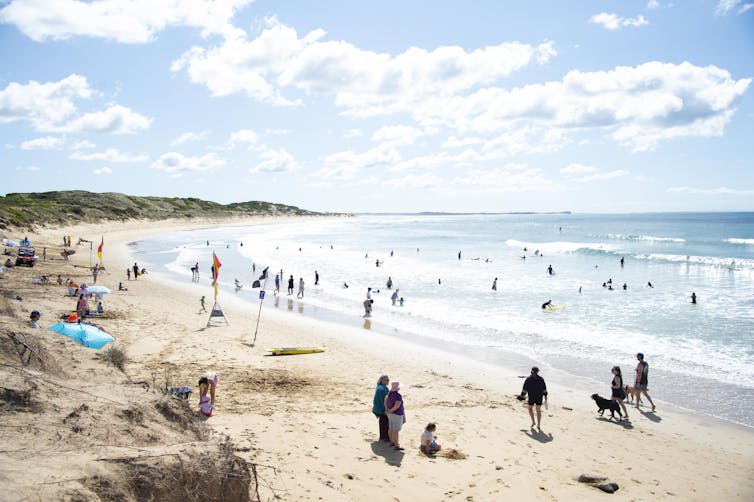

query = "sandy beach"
[1, 217, 753, 501]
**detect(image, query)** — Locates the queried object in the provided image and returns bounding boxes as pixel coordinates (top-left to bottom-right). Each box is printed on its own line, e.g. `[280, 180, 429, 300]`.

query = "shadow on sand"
[521, 428, 554, 443]
[639, 410, 662, 422]
[371, 441, 405, 467]
[596, 416, 634, 429]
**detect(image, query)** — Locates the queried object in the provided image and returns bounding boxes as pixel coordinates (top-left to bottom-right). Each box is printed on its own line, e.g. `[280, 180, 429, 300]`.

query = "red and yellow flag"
[97, 236, 103, 261]
[212, 252, 222, 299]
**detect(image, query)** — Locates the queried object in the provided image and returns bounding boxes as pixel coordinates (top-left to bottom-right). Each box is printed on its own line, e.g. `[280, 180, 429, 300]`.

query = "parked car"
[16, 246, 36, 267]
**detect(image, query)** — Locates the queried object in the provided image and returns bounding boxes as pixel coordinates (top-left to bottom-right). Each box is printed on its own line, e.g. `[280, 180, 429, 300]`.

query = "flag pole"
[251, 272, 269, 347]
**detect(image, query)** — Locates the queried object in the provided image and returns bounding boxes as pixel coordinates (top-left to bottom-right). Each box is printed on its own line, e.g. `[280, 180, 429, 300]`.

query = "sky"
[1, 0, 753, 213]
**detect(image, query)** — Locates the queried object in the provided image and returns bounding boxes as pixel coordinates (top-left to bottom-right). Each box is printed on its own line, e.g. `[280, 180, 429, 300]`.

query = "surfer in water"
[547, 265, 553, 275]
[542, 300, 552, 310]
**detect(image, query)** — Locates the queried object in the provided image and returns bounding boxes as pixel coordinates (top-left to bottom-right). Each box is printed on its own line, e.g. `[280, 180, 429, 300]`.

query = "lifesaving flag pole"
[97, 236, 104, 265]
[207, 251, 229, 327]
[212, 251, 222, 300]
[251, 267, 269, 347]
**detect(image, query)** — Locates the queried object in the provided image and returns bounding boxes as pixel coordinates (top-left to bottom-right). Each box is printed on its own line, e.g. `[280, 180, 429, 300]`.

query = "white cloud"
[647, 0, 661, 9]
[371, 124, 430, 147]
[590, 12, 648, 30]
[578, 169, 630, 182]
[560, 163, 597, 175]
[20, 136, 63, 150]
[0, 0, 253, 43]
[667, 186, 754, 195]
[0, 74, 91, 129]
[228, 129, 258, 148]
[317, 145, 400, 180]
[382, 173, 445, 189]
[171, 130, 210, 146]
[92, 166, 113, 175]
[151, 151, 225, 173]
[264, 128, 291, 135]
[58, 104, 152, 134]
[419, 61, 750, 152]
[739, 3, 754, 13]
[715, 0, 741, 15]
[250, 147, 301, 173]
[71, 139, 96, 150]
[441, 135, 482, 149]
[449, 166, 565, 193]
[70, 148, 147, 162]
[16, 165, 41, 171]
[172, 17, 556, 108]
[0, 75, 153, 134]
[344, 129, 363, 139]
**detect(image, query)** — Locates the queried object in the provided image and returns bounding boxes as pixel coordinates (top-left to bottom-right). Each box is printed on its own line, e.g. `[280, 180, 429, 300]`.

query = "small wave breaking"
[607, 233, 685, 243]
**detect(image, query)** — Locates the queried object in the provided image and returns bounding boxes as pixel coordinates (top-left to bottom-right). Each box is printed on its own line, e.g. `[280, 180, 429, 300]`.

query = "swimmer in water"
[541, 300, 552, 310]
[690, 292, 697, 304]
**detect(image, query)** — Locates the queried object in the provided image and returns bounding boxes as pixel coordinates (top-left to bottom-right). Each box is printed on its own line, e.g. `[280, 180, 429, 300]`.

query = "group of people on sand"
[610, 353, 656, 420]
[372, 375, 441, 455]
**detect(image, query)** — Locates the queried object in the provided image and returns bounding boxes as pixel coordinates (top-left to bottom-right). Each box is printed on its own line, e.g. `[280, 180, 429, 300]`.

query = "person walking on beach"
[133, 262, 139, 280]
[634, 353, 656, 411]
[385, 381, 405, 450]
[297, 278, 305, 299]
[492, 277, 497, 291]
[315, 270, 319, 286]
[287, 275, 294, 295]
[372, 375, 390, 442]
[92, 263, 99, 284]
[611, 366, 629, 419]
[274, 274, 280, 295]
[200, 296, 207, 313]
[518, 367, 547, 430]
[126, 267, 131, 280]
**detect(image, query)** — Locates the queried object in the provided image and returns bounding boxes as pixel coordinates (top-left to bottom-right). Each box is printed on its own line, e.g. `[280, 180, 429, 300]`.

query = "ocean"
[132, 213, 754, 428]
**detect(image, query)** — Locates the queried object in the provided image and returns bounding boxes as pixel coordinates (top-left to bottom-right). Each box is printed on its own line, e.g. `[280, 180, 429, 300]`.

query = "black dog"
[591, 393, 623, 419]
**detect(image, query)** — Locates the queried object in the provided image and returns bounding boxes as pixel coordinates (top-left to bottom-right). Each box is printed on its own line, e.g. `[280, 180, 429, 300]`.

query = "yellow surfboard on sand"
[267, 347, 325, 355]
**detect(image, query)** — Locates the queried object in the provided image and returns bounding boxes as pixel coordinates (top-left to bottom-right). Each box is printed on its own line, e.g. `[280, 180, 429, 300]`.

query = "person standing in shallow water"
[372, 375, 390, 442]
[492, 277, 497, 291]
[287, 275, 294, 295]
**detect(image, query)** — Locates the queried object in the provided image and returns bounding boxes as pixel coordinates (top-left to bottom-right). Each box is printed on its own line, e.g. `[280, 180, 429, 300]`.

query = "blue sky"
[1, 0, 752, 213]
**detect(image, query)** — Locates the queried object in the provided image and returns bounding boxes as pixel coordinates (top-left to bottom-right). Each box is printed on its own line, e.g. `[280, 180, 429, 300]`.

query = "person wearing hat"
[384, 381, 405, 450]
[29, 310, 41, 329]
[518, 367, 547, 431]
[634, 353, 656, 411]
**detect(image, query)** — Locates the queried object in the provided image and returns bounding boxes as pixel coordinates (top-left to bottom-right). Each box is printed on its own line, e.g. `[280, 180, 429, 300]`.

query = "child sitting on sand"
[420, 423, 441, 455]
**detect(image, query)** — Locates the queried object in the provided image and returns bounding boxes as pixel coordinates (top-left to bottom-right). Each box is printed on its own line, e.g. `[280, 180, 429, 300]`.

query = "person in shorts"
[518, 367, 547, 430]
[385, 381, 405, 450]
[634, 353, 656, 411]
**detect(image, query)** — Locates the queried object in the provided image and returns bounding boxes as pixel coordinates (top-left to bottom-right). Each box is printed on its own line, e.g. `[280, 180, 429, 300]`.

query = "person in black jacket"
[518, 367, 548, 430]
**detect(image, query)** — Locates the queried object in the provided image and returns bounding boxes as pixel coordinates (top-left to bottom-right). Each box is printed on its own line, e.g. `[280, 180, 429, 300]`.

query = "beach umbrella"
[85, 285, 112, 295]
[47, 322, 115, 349]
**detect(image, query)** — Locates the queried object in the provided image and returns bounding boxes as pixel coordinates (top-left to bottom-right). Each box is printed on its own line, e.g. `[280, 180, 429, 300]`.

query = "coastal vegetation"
[0, 191, 324, 229]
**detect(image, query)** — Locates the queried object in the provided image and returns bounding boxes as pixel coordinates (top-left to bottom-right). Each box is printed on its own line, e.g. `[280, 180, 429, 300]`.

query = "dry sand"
[1, 217, 753, 501]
